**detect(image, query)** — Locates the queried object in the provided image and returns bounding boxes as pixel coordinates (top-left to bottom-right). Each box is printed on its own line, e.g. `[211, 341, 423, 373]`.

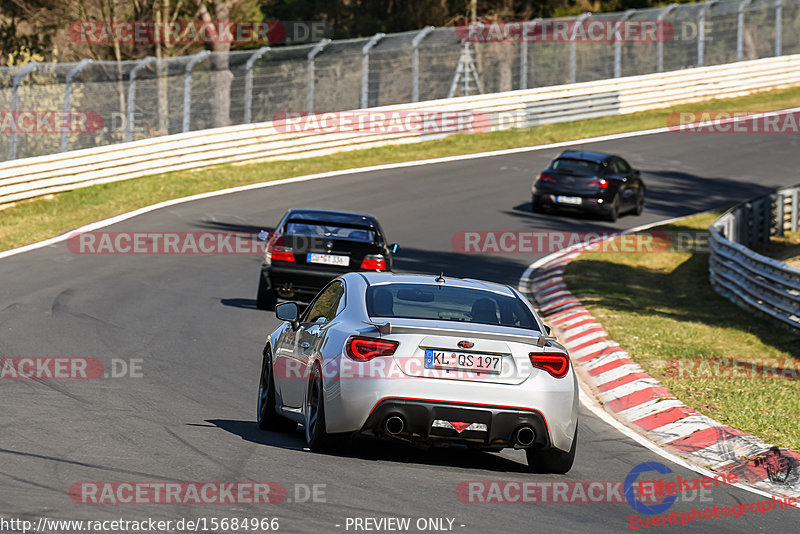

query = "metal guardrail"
[2, 54, 800, 207]
[2, 0, 800, 162]
[709, 184, 800, 332]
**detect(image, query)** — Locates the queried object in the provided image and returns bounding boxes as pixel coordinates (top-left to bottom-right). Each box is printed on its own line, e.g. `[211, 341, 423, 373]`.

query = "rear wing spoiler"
[362, 321, 559, 348]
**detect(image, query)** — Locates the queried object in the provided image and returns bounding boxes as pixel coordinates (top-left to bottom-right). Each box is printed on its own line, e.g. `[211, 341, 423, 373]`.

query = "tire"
[531, 196, 543, 213]
[304, 365, 331, 451]
[633, 189, 645, 216]
[605, 196, 620, 222]
[257, 346, 296, 432]
[526, 424, 577, 474]
[256, 273, 277, 311]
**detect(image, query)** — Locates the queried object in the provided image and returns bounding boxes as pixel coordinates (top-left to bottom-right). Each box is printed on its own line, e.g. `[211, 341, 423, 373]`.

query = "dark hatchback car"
[256, 209, 398, 310]
[531, 150, 645, 222]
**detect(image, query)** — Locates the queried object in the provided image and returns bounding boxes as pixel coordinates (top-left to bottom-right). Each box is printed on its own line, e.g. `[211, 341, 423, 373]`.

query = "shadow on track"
[205, 419, 530, 473]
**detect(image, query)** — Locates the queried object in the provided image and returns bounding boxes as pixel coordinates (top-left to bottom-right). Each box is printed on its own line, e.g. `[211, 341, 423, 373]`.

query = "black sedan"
[256, 209, 398, 310]
[531, 151, 645, 222]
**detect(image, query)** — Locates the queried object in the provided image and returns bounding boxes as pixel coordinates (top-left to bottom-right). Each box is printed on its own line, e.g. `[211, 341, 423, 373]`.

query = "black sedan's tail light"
[266, 236, 295, 263]
[360, 254, 386, 271]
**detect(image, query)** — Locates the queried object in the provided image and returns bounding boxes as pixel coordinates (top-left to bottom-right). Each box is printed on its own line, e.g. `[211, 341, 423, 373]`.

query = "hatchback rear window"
[551, 158, 602, 176]
[366, 283, 537, 329]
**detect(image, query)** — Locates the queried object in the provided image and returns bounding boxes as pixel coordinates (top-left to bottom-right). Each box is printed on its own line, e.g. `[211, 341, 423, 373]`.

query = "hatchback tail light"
[360, 254, 386, 271]
[589, 178, 609, 189]
[538, 173, 556, 183]
[528, 352, 570, 378]
[346, 336, 399, 361]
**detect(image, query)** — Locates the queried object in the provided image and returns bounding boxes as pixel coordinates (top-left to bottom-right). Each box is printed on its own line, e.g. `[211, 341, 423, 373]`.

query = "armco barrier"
[2, 54, 800, 207]
[709, 184, 800, 332]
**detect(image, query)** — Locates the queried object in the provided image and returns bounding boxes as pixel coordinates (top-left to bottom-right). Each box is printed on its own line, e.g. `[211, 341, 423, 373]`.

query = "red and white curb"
[521, 234, 800, 499]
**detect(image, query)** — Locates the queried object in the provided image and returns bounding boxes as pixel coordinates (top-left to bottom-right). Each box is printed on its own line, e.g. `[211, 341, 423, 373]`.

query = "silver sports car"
[257, 272, 578, 473]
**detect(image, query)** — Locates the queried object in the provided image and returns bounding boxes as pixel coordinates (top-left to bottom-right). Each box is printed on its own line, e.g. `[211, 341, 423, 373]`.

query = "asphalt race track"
[1, 130, 798, 533]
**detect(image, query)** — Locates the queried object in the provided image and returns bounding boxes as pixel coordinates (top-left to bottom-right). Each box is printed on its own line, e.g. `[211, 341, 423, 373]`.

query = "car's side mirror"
[276, 302, 300, 330]
[389, 243, 399, 254]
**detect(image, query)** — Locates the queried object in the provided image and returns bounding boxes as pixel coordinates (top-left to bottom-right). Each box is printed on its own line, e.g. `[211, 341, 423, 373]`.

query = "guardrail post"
[737, 0, 752, 61]
[306, 39, 331, 112]
[569, 13, 590, 84]
[8, 61, 39, 160]
[62, 58, 92, 152]
[614, 10, 636, 78]
[657, 4, 678, 73]
[697, 1, 717, 67]
[244, 46, 270, 124]
[519, 21, 540, 90]
[127, 57, 156, 143]
[775, 193, 785, 237]
[182, 51, 210, 133]
[792, 189, 799, 232]
[775, 0, 783, 56]
[411, 26, 434, 102]
[361, 32, 385, 109]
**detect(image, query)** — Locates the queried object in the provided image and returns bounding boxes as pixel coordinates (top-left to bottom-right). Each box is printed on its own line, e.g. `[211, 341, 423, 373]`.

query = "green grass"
[5, 85, 800, 252]
[758, 231, 800, 268]
[563, 213, 800, 450]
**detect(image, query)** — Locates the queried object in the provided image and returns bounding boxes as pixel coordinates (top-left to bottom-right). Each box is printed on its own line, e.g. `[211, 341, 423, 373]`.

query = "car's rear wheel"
[256, 273, 277, 311]
[526, 424, 577, 474]
[304, 365, 331, 451]
[605, 196, 620, 222]
[633, 189, 645, 216]
[257, 347, 296, 432]
[531, 196, 544, 213]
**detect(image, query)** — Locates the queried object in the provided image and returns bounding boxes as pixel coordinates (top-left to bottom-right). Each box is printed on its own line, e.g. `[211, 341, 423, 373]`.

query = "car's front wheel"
[257, 346, 296, 432]
[526, 424, 577, 474]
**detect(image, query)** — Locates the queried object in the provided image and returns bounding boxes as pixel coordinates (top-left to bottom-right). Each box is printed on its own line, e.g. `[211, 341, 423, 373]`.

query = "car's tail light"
[529, 352, 570, 378]
[360, 254, 386, 271]
[265, 235, 295, 263]
[538, 173, 556, 183]
[346, 336, 399, 361]
[589, 178, 609, 189]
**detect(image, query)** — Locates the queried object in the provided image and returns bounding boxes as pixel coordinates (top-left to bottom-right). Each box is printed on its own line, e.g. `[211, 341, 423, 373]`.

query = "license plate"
[307, 253, 349, 266]
[425, 349, 502, 374]
[555, 195, 582, 205]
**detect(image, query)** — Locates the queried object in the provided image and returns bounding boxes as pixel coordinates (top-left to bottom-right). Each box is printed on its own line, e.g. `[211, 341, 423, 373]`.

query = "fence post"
[737, 0, 752, 61]
[657, 4, 678, 73]
[182, 51, 210, 133]
[776, 0, 783, 56]
[792, 189, 799, 232]
[244, 46, 270, 124]
[307, 39, 331, 112]
[614, 10, 636, 78]
[127, 57, 156, 142]
[569, 13, 591, 84]
[411, 26, 434, 102]
[8, 61, 39, 160]
[361, 33, 385, 109]
[775, 193, 785, 237]
[697, 1, 717, 67]
[62, 58, 92, 152]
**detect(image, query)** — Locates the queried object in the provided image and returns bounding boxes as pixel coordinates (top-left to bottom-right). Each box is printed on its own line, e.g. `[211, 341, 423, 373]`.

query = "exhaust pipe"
[515, 426, 535, 447]
[384, 415, 405, 436]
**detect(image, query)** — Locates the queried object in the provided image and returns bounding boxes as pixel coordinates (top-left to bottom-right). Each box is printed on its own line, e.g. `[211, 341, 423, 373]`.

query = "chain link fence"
[1, 0, 799, 162]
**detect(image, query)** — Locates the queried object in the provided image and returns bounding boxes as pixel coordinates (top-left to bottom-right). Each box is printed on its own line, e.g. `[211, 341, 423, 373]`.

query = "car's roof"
[285, 209, 378, 227]
[557, 150, 614, 163]
[353, 272, 517, 296]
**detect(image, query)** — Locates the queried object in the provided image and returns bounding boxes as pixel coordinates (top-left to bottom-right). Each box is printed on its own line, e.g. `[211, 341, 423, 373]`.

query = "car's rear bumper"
[532, 192, 610, 214]
[261, 264, 351, 300]
[361, 397, 550, 450]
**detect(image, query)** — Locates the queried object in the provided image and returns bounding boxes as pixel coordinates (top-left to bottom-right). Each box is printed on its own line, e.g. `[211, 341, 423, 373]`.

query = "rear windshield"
[551, 158, 602, 177]
[366, 283, 537, 329]
[285, 220, 377, 243]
